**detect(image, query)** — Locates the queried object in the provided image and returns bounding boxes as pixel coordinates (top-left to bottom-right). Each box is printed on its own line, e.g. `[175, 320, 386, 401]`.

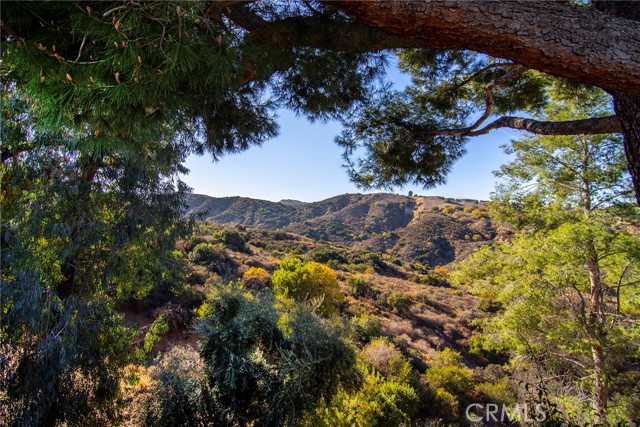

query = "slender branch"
[71, 36, 87, 63]
[455, 62, 515, 88]
[591, 190, 635, 210]
[103, 5, 130, 18]
[466, 65, 528, 133]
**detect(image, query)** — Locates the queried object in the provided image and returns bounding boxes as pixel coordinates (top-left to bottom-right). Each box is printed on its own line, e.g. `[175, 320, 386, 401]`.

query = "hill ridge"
[185, 193, 495, 267]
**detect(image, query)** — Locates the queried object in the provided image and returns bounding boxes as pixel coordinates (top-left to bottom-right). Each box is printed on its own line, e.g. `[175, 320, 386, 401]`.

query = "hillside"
[185, 193, 497, 267]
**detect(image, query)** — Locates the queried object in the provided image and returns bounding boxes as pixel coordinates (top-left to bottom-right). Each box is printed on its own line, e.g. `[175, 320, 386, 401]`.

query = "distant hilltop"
[278, 199, 307, 207]
[185, 193, 495, 267]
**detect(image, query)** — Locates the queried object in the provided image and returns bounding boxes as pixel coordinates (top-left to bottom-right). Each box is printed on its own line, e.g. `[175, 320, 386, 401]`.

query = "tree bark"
[591, 0, 640, 210]
[466, 116, 621, 137]
[611, 93, 640, 206]
[587, 255, 609, 425]
[325, 1, 640, 97]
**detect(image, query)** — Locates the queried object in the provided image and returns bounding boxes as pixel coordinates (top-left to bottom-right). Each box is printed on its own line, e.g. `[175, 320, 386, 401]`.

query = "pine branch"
[466, 115, 621, 137]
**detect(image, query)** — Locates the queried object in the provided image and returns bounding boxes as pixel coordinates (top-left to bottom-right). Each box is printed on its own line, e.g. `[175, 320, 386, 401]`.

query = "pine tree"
[454, 84, 640, 425]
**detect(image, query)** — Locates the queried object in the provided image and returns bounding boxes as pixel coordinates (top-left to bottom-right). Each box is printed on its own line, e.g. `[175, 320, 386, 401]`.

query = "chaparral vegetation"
[1, 1, 639, 426]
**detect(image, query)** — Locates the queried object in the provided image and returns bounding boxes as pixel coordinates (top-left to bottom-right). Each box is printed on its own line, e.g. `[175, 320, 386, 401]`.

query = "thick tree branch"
[324, 1, 640, 97]
[211, 2, 431, 53]
[466, 115, 621, 137]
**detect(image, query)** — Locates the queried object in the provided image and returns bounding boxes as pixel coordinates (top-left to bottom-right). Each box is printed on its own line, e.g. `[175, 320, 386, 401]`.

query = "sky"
[180, 62, 518, 203]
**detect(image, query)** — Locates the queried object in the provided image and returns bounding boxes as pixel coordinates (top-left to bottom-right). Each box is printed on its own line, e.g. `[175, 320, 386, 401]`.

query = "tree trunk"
[592, 1, 640, 206]
[587, 256, 609, 425]
[612, 93, 640, 206]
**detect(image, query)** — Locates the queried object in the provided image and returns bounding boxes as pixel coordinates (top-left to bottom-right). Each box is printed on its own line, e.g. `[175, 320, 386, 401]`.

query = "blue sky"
[180, 62, 518, 203]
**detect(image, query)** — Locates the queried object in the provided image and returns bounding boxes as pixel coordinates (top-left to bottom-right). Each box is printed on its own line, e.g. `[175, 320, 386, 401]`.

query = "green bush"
[197, 286, 360, 426]
[348, 276, 373, 298]
[423, 348, 474, 419]
[187, 243, 237, 278]
[188, 243, 219, 265]
[311, 247, 348, 265]
[349, 311, 382, 343]
[143, 313, 170, 354]
[362, 338, 413, 382]
[312, 369, 418, 427]
[386, 293, 414, 314]
[272, 257, 344, 315]
[212, 229, 250, 253]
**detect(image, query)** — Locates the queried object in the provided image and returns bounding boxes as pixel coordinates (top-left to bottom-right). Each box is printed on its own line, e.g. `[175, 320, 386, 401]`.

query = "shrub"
[242, 267, 271, 290]
[151, 303, 190, 331]
[143, 313, 170, 354]
[188, 243, 219, 265]
[314, 369, 418, 427]
[362, 338, 413, 382]
[349, 311, 382, 343]
[433, 266, 451, 277]
[386, 293, 414, 314]
[423, 348, 474, 419]
[471, 208, 488, 218]
[348, 276, 373, 298]
[132, 347, 212, 427]
[187, 243, 237, 278]
[272, 257, 344, 315]
[472, 233, 483, 241]
[419, 272, 449, 287]
[212, 229, 250, 253]
[180, 236, 207, 253]
[476, 376, 517, 405]
[311, 247, 348, 265]
[198, 286, 360, 426]
[442, 206, 457, 215]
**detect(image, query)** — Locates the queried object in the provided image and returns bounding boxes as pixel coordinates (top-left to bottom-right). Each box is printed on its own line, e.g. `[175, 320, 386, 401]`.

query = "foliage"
[423, 348, 474, 420]
[133, 347, 213, 427]
[361, 338, 413, 383]
[0, 93, 190, 425]
[348, 310, 382, 344]
[211, 229, 250, 254]
[188, 243, 221, 266]
[242, 267, 271, 290]
[347, 276, 373, 298]
[272, 257, 344, 315]
[143, 313, 171, 354]
[197, 285, 361, 426]
[310, 247, 348, 265]
[386, 293, 414, 314]
[187, 243, 237, 279]
[454, 82, 640, 424]
[311, 368, 418, 427]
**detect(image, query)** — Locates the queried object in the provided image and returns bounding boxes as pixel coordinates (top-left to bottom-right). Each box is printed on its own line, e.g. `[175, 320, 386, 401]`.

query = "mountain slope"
[185, 193, 496, 267]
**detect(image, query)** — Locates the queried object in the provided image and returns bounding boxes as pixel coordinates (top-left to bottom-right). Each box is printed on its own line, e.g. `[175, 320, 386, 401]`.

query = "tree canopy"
[2, 3, 640, 424]
[2, 0, 640, 203]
